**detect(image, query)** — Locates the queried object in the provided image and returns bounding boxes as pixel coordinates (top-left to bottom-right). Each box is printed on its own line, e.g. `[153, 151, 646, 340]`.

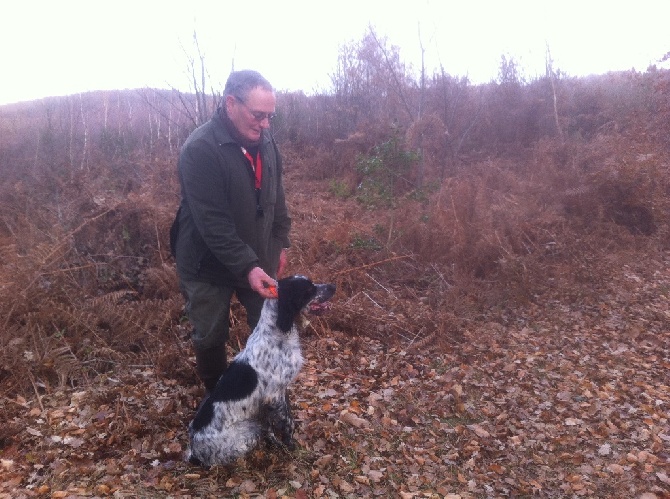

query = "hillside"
[1, 63, 669, 497]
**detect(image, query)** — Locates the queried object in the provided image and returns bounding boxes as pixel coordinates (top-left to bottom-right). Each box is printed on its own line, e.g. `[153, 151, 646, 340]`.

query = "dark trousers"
[180, 278, 264, 390]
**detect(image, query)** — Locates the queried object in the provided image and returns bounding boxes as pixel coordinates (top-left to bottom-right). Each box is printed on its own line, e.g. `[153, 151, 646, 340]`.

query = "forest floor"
[1, 245, 668, 498]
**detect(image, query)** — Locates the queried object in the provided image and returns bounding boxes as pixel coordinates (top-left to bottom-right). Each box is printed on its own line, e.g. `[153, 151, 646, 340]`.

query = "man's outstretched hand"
[248, 266, 278, 299]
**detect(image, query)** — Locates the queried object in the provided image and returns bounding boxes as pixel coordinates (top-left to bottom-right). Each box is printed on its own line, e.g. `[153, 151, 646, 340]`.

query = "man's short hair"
[223, 70, 273, 102]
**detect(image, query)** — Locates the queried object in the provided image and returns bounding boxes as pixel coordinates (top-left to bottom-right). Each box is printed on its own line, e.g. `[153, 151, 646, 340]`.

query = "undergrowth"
[0, 84, 668, 402]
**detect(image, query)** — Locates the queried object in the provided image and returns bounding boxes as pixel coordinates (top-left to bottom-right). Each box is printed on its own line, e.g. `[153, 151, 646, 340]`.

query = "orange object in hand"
[263, 282, 278, 298]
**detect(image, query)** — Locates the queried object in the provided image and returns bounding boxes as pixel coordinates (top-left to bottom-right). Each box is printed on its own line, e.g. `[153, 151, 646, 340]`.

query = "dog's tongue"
[309, 301, 332, 315]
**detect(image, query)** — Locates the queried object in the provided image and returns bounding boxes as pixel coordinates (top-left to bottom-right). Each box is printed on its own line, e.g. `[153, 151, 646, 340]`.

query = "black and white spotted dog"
[186, 275, 336, 467]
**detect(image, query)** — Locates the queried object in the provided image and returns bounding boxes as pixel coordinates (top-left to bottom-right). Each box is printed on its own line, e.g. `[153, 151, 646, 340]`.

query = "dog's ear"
[276, 276, 315, 332]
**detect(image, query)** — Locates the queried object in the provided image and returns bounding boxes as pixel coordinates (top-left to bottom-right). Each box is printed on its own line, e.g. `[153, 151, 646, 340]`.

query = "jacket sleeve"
[178, 138, 259, 279]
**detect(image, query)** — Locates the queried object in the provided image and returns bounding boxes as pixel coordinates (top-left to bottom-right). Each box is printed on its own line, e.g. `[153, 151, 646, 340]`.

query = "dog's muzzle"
[309, 283, 336, 314]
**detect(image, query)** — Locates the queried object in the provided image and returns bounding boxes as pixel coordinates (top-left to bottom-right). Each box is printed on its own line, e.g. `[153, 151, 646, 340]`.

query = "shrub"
[355, 134, 418, 208]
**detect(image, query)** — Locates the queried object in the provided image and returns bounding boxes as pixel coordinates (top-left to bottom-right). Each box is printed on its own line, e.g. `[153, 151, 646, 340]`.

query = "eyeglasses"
[234, 96, 276, 123]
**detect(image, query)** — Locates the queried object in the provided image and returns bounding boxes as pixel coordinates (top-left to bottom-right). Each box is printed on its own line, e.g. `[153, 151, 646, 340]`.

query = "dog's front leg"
[263, 391, 296, 450]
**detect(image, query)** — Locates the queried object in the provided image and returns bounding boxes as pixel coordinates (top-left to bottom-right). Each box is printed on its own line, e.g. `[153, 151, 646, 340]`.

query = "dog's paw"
[264, 433, 297, 452]
[185, 450, 205, 467]
[263, 433, 282, 448]
[283, 438, 297, 451]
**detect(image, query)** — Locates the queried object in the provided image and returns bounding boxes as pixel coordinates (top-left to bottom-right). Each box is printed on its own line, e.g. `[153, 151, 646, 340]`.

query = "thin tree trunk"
[79, 93, 88, 170]
[546, 44, 564, 142]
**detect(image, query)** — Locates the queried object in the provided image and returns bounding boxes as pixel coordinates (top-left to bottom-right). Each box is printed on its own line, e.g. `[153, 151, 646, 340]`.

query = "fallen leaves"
[467, 424, 491, 439]
[339, 410, 370, 428]
[1, 256, 669, 497]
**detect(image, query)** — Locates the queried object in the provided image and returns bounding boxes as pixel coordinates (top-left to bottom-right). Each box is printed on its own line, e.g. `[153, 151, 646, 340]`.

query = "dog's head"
[276, 275, 336, 332]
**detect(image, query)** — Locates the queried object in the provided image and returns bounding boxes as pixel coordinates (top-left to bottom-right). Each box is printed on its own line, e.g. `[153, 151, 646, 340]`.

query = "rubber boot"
[194, 344, 227, 393]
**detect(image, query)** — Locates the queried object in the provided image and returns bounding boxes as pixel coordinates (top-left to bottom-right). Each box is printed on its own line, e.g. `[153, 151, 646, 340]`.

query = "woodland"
[0, 32, 669, 498]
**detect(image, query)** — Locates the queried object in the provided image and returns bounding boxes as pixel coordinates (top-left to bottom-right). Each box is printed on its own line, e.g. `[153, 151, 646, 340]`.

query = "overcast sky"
[1, 0, 668, 105]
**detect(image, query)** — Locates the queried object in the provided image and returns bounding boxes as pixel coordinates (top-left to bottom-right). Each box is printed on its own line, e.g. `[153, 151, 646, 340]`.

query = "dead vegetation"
[1, 60, 670, 497]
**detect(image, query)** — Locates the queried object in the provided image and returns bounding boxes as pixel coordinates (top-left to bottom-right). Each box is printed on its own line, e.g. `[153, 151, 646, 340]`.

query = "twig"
[344, 291, 362, 305]
[155, 221, 165, 265]
[430, 263, 452, 289]
[28, 373, 45, 415]
[406, 326, 427, 348]
[363, 292, 383, 309]
[391, 329, 413, 343]
[365, 272, 390, 293]
[332, 254, 412, 277]
[494, 230, 513, 258]
[38, 263, 99, 276]
[450, 195, 460, 228]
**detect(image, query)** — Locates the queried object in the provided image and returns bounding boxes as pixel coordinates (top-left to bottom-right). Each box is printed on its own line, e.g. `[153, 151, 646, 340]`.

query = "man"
[171, 70, 291, 392]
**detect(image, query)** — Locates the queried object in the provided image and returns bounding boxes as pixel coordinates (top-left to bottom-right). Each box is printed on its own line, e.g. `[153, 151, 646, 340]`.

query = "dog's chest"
[241, 328, 303, 384]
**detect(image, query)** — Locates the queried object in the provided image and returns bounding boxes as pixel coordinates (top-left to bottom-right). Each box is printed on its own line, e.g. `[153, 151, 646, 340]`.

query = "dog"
[186, 275, 336, 467]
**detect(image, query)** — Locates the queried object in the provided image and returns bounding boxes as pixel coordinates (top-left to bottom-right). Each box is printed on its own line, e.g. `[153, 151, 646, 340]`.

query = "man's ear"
[224, 94, 237, 115]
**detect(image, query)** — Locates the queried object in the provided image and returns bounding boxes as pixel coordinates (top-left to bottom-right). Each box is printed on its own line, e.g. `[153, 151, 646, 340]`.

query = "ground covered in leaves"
[1, 248, 669, 498]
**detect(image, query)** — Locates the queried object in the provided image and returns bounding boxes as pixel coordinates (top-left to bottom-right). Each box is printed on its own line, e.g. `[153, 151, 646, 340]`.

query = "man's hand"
[248, 266, 278, 299]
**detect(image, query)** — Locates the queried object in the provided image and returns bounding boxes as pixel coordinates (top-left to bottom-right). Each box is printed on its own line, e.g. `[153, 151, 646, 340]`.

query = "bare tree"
[330, 27, 415, 134]
[367, 25, 415, 122]
[170, 30, 223, 129]
[136, 29, 227, 155]
[415, 22, 426, 187]
[545, 43, 564, 142]
[79, 93, 89, 170]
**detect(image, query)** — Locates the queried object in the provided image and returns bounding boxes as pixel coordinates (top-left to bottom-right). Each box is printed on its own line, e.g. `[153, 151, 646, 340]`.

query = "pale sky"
[1, 0, 668, 105]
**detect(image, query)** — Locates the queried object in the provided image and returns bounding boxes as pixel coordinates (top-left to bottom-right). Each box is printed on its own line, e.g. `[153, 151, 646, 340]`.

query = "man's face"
[226, 87, 276, 145]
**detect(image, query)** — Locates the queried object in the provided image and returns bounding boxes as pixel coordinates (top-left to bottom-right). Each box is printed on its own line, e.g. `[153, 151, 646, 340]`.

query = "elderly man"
[171, 70, 291, 392]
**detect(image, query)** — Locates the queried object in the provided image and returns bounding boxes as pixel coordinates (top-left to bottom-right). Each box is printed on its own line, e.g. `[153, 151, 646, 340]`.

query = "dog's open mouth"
[308, 283, 336, 315]
[309, 301, 332, 315]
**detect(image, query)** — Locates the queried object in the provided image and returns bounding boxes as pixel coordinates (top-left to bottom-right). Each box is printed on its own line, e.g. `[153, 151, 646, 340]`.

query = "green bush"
[355, 135, 418, 208]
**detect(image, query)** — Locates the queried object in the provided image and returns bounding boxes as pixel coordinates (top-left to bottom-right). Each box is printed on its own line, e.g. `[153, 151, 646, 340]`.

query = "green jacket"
[172, 109, 291, 287]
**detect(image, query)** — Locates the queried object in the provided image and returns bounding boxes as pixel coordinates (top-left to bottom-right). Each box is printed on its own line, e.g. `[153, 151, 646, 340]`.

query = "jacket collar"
[212, 107, 271, 150]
